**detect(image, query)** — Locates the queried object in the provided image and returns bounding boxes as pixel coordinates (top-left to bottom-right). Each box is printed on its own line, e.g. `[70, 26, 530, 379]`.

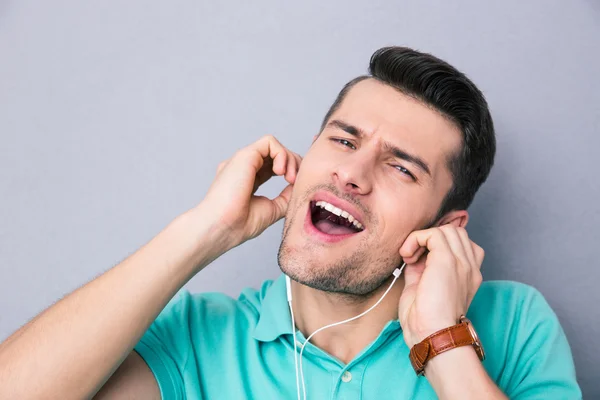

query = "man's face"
[278, 79, 462, 295]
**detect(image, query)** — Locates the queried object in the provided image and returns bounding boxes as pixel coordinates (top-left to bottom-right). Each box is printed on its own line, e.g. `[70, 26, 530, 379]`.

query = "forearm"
[0, 205, 228, 399]
[424, 346, 507, 400]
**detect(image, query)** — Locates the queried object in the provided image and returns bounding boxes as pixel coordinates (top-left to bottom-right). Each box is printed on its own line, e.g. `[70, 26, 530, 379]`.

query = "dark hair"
[320, 46, 496, 220]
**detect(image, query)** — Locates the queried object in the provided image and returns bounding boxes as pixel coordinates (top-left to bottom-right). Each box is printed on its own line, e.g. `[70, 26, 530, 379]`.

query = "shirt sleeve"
[504, 287, 582, 399]
[134, 290, 195, 400]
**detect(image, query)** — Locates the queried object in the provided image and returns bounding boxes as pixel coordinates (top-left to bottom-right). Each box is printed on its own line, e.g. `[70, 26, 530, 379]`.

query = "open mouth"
[308, 200, 365, 236]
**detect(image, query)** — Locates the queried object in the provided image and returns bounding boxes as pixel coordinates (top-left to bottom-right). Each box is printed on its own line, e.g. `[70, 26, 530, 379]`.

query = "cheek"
[377, 200, 430, 244]
[295, 149, 331, 184]
[287, 152, 329, 210]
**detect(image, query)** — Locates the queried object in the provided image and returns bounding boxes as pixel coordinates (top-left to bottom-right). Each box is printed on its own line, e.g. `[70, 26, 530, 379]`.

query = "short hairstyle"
[320, 46, 496, 220]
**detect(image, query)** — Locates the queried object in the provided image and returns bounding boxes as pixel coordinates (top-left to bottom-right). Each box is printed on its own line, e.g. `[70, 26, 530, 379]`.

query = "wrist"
[405, 319, 457, 348]
[172, 205, 234, 270]
[424, 345, 478, 377]
[408, 315, 486, 377]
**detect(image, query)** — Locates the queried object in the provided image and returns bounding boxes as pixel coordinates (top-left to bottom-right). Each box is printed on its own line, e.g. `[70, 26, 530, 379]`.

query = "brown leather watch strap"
[408, 317, 485, 375]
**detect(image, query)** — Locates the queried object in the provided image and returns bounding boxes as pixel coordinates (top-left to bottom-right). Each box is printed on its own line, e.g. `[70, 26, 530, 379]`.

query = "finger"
[248, 139, 288, 191]
[253, 157, 275, 193]
[245, 135, 301, 193]
[438, 225, 471, 269]
[402, 246, 427, 265]
[292, 151, 303, 167]
[456, 228, 476, 267]
[284, 151, 297, 184]
[255, 135, 288, 175]
[272, 147, 288, 176]
[399, 228, 452, 263]
[450, 227, 483, 289]
[456, 231, 484, 300]
[472, 242, 485, 267]
[288, 151, 303, 183]
[257, 136, 299, 185]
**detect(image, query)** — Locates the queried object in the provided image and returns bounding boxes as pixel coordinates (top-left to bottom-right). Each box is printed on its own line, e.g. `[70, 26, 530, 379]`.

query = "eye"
[332, 138, 356, 150]
[394, 165, 416, 181]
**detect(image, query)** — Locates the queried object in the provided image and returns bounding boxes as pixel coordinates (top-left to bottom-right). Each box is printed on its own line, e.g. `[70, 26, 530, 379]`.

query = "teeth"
[314, 200, 363, 230]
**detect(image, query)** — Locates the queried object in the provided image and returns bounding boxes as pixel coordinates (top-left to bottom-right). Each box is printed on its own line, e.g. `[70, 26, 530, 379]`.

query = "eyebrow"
[327, 119, 432, 176]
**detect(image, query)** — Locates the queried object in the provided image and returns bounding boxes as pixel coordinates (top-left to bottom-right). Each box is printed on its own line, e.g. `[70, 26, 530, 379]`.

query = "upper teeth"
[315, 201, 364, 230]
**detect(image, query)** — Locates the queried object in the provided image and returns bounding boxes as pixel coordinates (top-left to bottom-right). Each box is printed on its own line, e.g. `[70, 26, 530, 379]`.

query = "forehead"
[330, 78, 462, 173]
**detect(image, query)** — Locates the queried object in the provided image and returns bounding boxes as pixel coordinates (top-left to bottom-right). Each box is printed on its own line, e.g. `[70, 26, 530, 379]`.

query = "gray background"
[0, 0, 598, 397]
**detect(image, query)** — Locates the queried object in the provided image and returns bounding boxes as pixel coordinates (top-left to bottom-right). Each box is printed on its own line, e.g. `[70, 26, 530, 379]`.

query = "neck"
[290, 274, 404, 365]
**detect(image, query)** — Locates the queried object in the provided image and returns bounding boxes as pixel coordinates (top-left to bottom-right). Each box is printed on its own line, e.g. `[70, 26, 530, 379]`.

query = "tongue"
[314, 220, 356, 235]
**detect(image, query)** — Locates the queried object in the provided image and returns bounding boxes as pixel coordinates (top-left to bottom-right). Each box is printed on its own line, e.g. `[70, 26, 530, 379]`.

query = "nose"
[332, 152, 374, 195]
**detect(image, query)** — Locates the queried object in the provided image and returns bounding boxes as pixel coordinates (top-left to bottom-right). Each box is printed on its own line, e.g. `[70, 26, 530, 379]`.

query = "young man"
[0, 47, 581, 399]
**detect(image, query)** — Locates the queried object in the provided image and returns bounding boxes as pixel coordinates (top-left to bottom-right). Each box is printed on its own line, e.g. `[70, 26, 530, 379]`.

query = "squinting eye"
[394, 165, 416, 180]
[334, 139, 356, 150]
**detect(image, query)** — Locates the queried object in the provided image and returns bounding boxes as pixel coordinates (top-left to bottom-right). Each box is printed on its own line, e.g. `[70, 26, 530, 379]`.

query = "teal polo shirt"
[134, 274, 581, 399]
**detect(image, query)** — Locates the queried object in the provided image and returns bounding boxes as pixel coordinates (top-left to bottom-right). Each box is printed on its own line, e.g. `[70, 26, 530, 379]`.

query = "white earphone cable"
[289, 263, 406, 400]
[286, 276, 302, 400]
[288, 299, 301, 400]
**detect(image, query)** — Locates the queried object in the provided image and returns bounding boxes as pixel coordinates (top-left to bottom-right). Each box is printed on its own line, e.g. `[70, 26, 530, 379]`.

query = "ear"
[435, 209, 469, 229]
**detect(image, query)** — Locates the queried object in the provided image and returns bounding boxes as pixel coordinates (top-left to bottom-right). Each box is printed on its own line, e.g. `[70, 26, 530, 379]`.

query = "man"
[0, 47, 581, 399]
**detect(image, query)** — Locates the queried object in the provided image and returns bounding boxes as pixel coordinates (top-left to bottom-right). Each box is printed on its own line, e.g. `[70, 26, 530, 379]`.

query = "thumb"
[269, 184, 294, 224]
[397, 262, 425, 323]
[399, 245, 427, 289]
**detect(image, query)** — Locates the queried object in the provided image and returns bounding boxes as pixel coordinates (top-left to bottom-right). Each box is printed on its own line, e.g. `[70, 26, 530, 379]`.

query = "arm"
[0, 135, 301, 399]
[424, 346, 507, 399]
[93, 351, 161, 400]
[398, 224, 507, 400]
[398, 225, 581, 399]
[422, 286, 581, 399]
[0, 206, 227, 400]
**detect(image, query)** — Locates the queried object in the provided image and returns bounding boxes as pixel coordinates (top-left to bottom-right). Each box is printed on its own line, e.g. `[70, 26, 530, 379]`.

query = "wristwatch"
[408, 315, 485, 376]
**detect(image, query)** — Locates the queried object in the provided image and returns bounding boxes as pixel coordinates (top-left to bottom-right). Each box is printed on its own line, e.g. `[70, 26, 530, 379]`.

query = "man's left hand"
[397, 225, 485, 348]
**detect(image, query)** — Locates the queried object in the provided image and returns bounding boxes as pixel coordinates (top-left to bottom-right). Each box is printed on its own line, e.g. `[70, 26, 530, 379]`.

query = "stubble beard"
[277, 207, 400, 298]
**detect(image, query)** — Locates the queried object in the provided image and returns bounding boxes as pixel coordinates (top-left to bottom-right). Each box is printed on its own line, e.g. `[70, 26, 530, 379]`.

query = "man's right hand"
[0, 134, 302, 400]
[197, 135, 302, 251]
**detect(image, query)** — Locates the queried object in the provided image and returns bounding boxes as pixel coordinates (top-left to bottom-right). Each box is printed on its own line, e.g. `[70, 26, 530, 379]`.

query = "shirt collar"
[252, 274, 404, 343]
[253, 274, 294, 342]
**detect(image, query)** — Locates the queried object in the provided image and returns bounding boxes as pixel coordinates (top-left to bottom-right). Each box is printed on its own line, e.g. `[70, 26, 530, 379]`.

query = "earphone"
[285, 262, 407, 400]
[285, 275, 301, 400]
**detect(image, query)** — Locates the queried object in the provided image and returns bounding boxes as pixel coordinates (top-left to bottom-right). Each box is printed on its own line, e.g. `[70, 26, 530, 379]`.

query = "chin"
[277, 239, 392, 296]
[278, 197, 399, 296]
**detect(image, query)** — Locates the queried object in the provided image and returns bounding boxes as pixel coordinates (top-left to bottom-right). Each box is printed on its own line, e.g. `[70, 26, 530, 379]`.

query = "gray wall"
[1, 0, 598, 397]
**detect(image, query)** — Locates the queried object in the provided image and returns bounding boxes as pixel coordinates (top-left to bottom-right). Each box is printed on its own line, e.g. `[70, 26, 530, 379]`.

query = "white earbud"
[285, 262, 406, 400]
